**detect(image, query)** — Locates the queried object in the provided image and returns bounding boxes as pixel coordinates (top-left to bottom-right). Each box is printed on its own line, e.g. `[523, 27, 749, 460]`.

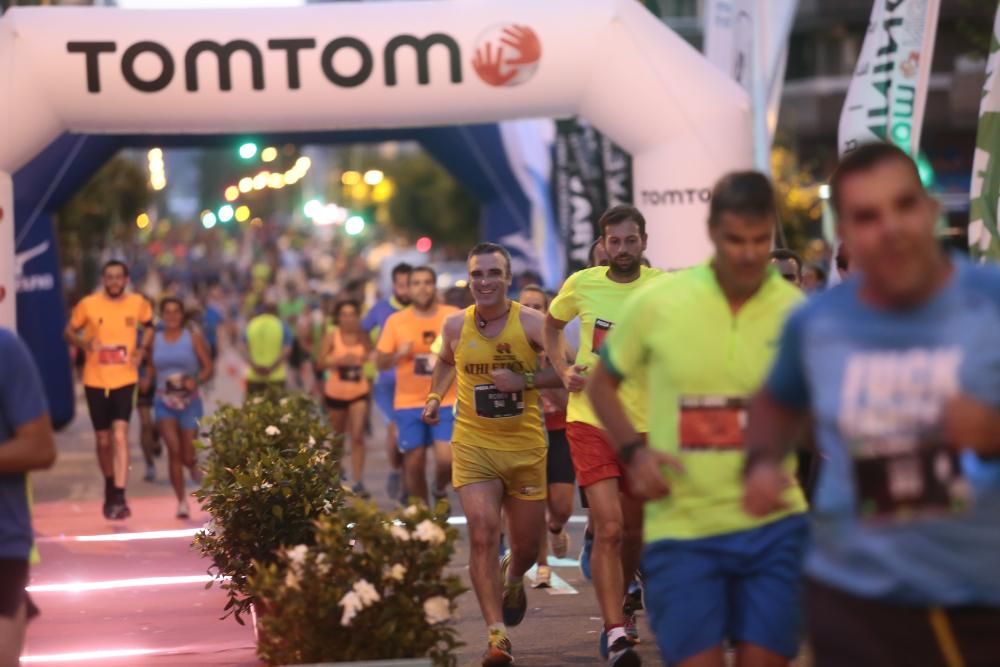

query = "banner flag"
[969, 1, 1000, 257]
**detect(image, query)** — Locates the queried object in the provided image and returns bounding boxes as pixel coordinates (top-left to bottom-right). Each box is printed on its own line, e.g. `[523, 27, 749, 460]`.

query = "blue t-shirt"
[767, 259, 1000, 607]
[0, 328, 49, 560]
[202, 304, 224, 349]
[362, 297, 403, 385]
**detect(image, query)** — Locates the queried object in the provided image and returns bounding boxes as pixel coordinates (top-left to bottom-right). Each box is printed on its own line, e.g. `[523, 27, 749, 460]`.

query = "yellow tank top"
[452, 302, 546, 451]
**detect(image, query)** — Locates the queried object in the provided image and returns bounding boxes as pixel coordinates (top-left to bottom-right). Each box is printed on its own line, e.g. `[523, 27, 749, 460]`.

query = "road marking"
[525, 564, 578, 595]
[20, 648, 162, 663]
[27, 574, 221, 593]
[36, 528, 202, 543]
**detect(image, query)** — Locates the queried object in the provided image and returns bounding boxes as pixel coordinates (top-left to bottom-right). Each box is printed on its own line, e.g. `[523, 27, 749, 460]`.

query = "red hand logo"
[500, 25, 541, 66]
[472, 42, 517, 87]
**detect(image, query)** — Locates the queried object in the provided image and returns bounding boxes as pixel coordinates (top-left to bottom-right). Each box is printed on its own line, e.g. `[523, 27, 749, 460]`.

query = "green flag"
[970, 1, 1000, 259]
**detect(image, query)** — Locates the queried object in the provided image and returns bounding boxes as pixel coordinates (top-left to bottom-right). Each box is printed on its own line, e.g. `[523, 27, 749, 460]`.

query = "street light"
[363, 169, 384, 186]
[218, 205, 234, 223]
[239, 142, 258, 159]
[345, 215, 365, 236]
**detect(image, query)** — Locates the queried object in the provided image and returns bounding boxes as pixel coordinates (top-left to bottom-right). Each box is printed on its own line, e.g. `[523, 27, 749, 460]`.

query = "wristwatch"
[618, 440, 644, 465]
[524, 371, 536, 390]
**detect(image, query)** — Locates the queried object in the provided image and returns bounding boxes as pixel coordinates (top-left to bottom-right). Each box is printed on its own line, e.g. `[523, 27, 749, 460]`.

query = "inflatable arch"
[0, 0, 752, 332]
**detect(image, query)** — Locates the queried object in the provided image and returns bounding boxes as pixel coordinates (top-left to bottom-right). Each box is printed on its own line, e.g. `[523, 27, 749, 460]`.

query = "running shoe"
[607, 637, 641, 667]
[481, 633, 514, 667]
[176, 499, 190, 519]
[143, 463, 156, 483]
[532, 564, 552, 589]
[386, 470, 402, 501]
[351, 482, 371, 499]
[432, 490, 450, 517]
[579, 531, 594, 580]
[624, 579, 643, 614]
[499, 552, 527, 626]
[624, 613, 640, 643]
[549, 525, 570, 559]
[106, 500, 131, 521]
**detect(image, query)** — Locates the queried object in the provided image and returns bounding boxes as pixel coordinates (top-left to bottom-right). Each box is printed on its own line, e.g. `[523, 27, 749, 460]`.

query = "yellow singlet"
[452, 301, 546, 452]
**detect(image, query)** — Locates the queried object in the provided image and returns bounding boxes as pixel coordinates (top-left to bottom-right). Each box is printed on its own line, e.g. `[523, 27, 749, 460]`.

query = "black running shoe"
[499, 552, 527, 627]
[106, 501, 131, 521]
[607, 637, 641, 667]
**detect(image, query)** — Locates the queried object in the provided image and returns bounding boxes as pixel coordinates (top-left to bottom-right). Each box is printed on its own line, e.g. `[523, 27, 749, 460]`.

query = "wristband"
[618, 440, 644, 465]
[524, 371, 535, 390]
[426, 392, 443, 404]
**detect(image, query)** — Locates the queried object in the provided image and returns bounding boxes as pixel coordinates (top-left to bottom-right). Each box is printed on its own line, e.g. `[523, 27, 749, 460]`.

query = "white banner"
[838, 0, 941, 157]
[969, 1, 1000, 256]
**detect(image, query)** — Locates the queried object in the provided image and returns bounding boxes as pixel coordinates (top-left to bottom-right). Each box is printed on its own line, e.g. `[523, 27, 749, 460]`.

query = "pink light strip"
[20, 648, 162, 663]
[27, 574, 221, 593]
[35, 528, 201, 543]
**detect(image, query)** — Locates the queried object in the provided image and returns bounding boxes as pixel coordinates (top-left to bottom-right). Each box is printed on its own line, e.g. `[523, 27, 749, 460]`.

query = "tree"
[385, 153, 480, 249]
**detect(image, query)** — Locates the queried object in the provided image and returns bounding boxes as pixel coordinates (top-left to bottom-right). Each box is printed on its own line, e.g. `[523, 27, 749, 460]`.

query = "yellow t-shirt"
[548, 265, 663, 431]
[69, 292, 153, 390]
[452, 302, 546, 451]
[376, 305, 457, 410]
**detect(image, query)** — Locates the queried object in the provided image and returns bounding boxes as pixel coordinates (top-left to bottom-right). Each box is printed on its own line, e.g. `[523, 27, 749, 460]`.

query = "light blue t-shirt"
[767, 258, 1000, 607]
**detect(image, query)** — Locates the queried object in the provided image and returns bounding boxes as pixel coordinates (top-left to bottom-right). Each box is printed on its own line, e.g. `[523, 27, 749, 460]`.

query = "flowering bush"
[247, 499, 465, 666]
[194, 392, 344, 624]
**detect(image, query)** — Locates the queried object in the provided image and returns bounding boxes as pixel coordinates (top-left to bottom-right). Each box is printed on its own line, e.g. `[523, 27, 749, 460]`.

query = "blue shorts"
[154, 396, 204, 432]
[373, 380, 396, 422]
[395, 407, 453, 453]
[642, 513, 809, 664]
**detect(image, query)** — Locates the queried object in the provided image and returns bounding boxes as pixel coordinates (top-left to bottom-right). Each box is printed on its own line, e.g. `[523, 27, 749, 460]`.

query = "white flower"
[386, 563, 407, 581]
[251, 396, 264, 405]
[279, 397, 290, 406]
[265, 425, 281, 436]
[316, 553, 331, 575]
[308, 435, 316, 446]
[423, 596, 451, 625]
[413, 519, 446, 545]
[339, 591, 362, 626]
[353, 579, 381, 606]
[259, 481, 273, 490]
[280, 414, 292, 424]
[285, 544, 309, 570]
[403, 504, 420, 518]
[284, 570, 300, 590]
[389, 524, 411, 541]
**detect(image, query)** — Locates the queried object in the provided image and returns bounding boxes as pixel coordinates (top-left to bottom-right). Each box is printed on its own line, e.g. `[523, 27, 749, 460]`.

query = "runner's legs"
[457, 479, 506, 626]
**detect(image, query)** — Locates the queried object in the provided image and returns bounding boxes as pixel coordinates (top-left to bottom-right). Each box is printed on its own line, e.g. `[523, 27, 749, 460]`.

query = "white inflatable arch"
[0, 0, 751, 327]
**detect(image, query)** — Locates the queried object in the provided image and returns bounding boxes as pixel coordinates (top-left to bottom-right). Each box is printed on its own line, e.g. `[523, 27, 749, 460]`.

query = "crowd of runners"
[3, 143, 1000, 666]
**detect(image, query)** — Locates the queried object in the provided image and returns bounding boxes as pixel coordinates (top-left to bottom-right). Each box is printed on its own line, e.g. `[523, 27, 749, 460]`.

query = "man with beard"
[423, 243, 563, 666]
[589, 174, 807, 667]
[376, 266, 456, 505]
[544, 205, 663, 666]
[65, 260, 154, 520]
[363, 262, 411, 502]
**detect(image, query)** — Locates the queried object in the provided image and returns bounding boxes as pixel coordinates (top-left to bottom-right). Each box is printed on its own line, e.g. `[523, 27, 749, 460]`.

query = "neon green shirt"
[245, 314, 288, 383]
[549, 265, 663, 431]
[602, 263, 807, 542]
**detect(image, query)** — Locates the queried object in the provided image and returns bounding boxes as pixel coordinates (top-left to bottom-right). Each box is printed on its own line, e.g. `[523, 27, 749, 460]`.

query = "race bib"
[852, 437, 971, 523]
[162, 373, 194, 410]
[97, 345, 128, 365]
[591, 318, 613, 354]
[678, 396, 747, 451]
[338, 365, 363, 382]
[413, 354, 435, 377]
[474, 384, 524, 419]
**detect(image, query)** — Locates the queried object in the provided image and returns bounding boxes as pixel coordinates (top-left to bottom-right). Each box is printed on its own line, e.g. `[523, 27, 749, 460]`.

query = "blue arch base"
[15, 125, 536, 429]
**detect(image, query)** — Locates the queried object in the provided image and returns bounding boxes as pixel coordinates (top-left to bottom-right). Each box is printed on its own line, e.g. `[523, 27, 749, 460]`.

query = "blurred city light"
[341, 170, 361, 186]
[238, 177, 253, 193]
[201, 211, 217, 228]
[253, 172, 269, 190]
[345, 215, 365, 235]
[261, 146, 278, 163]
[239, 142, 258, 159]
[235, 205, 251, 222]
[416, 236, 432, 253]
[363, 169, 384, 186]
[218, 205, 234, 223]
[304, 199, 323, 218]
[818, 184, 830, 200]
[224, 186, 239, 201]
[135, 213, 150, 229]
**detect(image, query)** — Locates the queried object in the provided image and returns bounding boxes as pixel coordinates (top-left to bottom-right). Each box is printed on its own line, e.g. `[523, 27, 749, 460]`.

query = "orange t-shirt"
[376, 305, 457, 409]
[324, 328, 370, 402]
[69, 292, 153, 390]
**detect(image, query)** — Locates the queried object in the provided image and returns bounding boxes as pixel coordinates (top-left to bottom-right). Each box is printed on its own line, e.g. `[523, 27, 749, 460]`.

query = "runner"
[241, 301, 293, 398]
[589, 173, 807, 667]
[743, 143, 1000, 667]
[150, 298, 214, 519]
[0, 325, 56, 665]
[375, 266, 455, 505]
[545, 205, 663, 662]
[135, 294, 161, 483]
[65, 260, 155, 520]
[303, 293, 335, 397]
[279, 281, 307, 390]
[518, 285, 573, 589]
[363, 262, 411, 503]
[321, 300, 372, 498]
[422, 243, 562, 666]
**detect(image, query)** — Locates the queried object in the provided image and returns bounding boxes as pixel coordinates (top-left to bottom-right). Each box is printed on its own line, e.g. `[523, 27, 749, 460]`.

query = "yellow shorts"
[452, 442, 547, 501]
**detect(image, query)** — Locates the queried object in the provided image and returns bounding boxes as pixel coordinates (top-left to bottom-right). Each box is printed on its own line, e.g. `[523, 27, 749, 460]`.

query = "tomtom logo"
[471, 24, 541, 87]
[67, 25, 540, 94]
[640, 189, 712, 206]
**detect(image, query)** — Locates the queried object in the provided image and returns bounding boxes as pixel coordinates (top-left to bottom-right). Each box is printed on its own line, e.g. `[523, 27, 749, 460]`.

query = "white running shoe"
[549, 526, 570, 559]
[532, 564, 552, 589]
[176, 499, 190, 519]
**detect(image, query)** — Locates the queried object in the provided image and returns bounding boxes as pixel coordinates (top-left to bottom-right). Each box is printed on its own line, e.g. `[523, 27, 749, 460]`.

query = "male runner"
[242, 301, 293, 397]
[589, 173, 808, 667]
[65, 260, 154, 520]
[363, 263, 411, 502]
[744, 143, 1000, 667]
[376, 266, 455, 505]
[423, 243, 562, 666]
[545, 205, 662, 662]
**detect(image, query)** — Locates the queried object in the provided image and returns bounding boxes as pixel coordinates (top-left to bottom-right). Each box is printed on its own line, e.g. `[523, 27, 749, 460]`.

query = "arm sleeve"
[599, 289, 649, 381]
[0, 332, 49, 436]
[376, 315, 397, 354]
[548, 272, 579, 323]
[764, 306, 811, 411]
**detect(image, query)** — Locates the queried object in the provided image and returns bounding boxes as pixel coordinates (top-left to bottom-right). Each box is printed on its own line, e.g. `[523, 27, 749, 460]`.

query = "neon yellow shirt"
[602, 263, 807, 542]
[549, 265, 663, 431]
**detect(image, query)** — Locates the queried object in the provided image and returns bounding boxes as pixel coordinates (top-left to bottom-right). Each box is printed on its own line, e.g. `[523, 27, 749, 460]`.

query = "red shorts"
[566, 422, 645, 491]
